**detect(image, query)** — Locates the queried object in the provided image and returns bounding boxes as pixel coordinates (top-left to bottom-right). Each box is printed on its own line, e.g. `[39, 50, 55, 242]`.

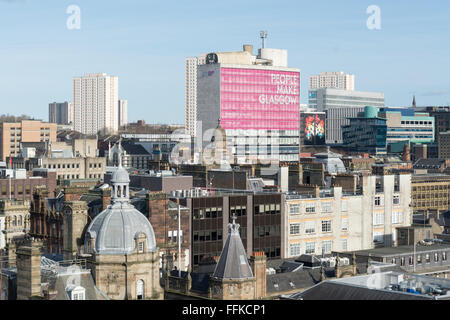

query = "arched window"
[13, 216, 17, 227]
[137, 280, 144, 300]
[18, 216, 22, 226]
[117, 186, 122, 197]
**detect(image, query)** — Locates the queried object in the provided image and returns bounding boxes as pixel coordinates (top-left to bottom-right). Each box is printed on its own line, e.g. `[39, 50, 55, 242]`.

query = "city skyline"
[1, 0, 450, 124]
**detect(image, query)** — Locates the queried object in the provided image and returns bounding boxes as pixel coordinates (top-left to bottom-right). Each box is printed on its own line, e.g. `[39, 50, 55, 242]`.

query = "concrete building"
[438, 131, 450, 159]
[284, 173, 412, 258]
[179, 191, 283, 270]
[309, 88, 385, 144]
[0, 120, 57, 162]
[185, 55, 206, 137]
[48, 102, 73, 125]
[118, 99, 128, 128]
[309, 71, 355, 91]
[379, 109, 434, 150]
[73, 73, 124, 135]
[42, 157, 106, 181]
[197, 45, 300, 164]
[411, 173, 450, 214]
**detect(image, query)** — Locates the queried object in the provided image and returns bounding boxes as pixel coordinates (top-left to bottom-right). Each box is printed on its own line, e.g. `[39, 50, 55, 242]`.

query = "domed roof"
[86, 202, 157, 255]
[111, 165, 130, 184]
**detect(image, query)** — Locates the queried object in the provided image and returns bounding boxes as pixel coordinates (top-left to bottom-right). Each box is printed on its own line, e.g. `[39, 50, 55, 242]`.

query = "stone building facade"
[0, 199, 30, 249]
[82, 157, 163, 300]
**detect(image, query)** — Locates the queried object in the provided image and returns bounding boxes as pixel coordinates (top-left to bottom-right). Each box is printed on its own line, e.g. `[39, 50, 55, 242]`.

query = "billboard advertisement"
[219, 67, 300, 131]
[303, 113, 325, 145]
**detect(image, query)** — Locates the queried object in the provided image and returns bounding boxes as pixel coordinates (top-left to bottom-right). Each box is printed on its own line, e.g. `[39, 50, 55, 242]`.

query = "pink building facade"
[197, 63, 300, 164]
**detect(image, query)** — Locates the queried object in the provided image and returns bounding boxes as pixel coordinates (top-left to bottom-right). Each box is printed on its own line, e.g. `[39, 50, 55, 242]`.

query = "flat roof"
[351, 244, 450, 257]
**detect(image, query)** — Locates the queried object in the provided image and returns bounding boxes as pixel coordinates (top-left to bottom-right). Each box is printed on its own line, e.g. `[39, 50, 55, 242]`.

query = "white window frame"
[305, 221, 315, 234]
[341, 200, 348, 212]
[290, 223, 301, 235]
[321, 202, 332, 213]
[341, 218, 349, 231]
[321, 220, 332, 233]
[305, 242, 315, 254]
[289, 243, 301, 256]
[305, 203, 316, 213]
[341, 239, 348, 251]
[322, 240, 332, 254]
[289, 203, 301, 215]
[373, 213, 384, 226]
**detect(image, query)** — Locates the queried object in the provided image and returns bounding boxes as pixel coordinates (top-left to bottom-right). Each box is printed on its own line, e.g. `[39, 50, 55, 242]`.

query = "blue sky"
[1, 0, 449, 124]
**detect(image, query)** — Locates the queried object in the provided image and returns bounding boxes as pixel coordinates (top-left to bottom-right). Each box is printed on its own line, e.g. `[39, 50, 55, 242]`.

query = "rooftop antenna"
[260, 30, 268, 49]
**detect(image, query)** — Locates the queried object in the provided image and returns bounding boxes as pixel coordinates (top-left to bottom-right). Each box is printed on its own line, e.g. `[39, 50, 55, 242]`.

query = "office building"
[73, 73, 121, 135]
[0, 120, 57, 162]
[309, 88, 384, 144]
[285, 173, 412, 258]
[48, 102, 73, 125]
[411, 173, 450, 214]
[309, 71, 355, 91]
[197, 45, 300, 164]
[342, 107, 434, 154]
[342, 106, 387, 155]
[179, 191, 283, 270]
[379, 108, 434, 150]
[439, 131, 450, 159]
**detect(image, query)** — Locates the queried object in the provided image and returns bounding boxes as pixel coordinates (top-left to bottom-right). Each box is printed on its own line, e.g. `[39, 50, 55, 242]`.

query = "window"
[305, 242, 315, 254]
[305, 221, 315, 234]
[341, 218, 349, 231]
[290, 223, 300, 235]
[321, 202, 332, 213]
[289, 204, 300, 214]
[341, 239, 348, 251]
[393, 195, 400, 205]
[392, 212, 403, 224]
[425, 254, 430, 263]
[305, 203, 316, 213]
[137, 280, 144, 300]
[417, 255, 422, 264]
[434, 253, 439, 262]
[374, 196, 381, 206]
[373, 213, 384, 226]
[322, 240, 332, 254]
[443, 252, 447, 261]
[67, 286, 86, 300]
[289, 243, 300, 257]
[341, 200, 348, 212]
[138, 241, 144, 253]
[400, 257, 405, 266]
[373, 232, 384, 243]
[409, 256, 413, 265]
[321, 220, 332, 233]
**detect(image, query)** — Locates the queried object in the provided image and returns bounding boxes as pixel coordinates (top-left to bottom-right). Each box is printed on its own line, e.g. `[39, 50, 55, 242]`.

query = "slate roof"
[266, 268, 335, 295]
[413, 158, 446, 169]
[211, 220, 254, 280]
[289, 281, 435, 300]
[121, 141, 150, 155]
